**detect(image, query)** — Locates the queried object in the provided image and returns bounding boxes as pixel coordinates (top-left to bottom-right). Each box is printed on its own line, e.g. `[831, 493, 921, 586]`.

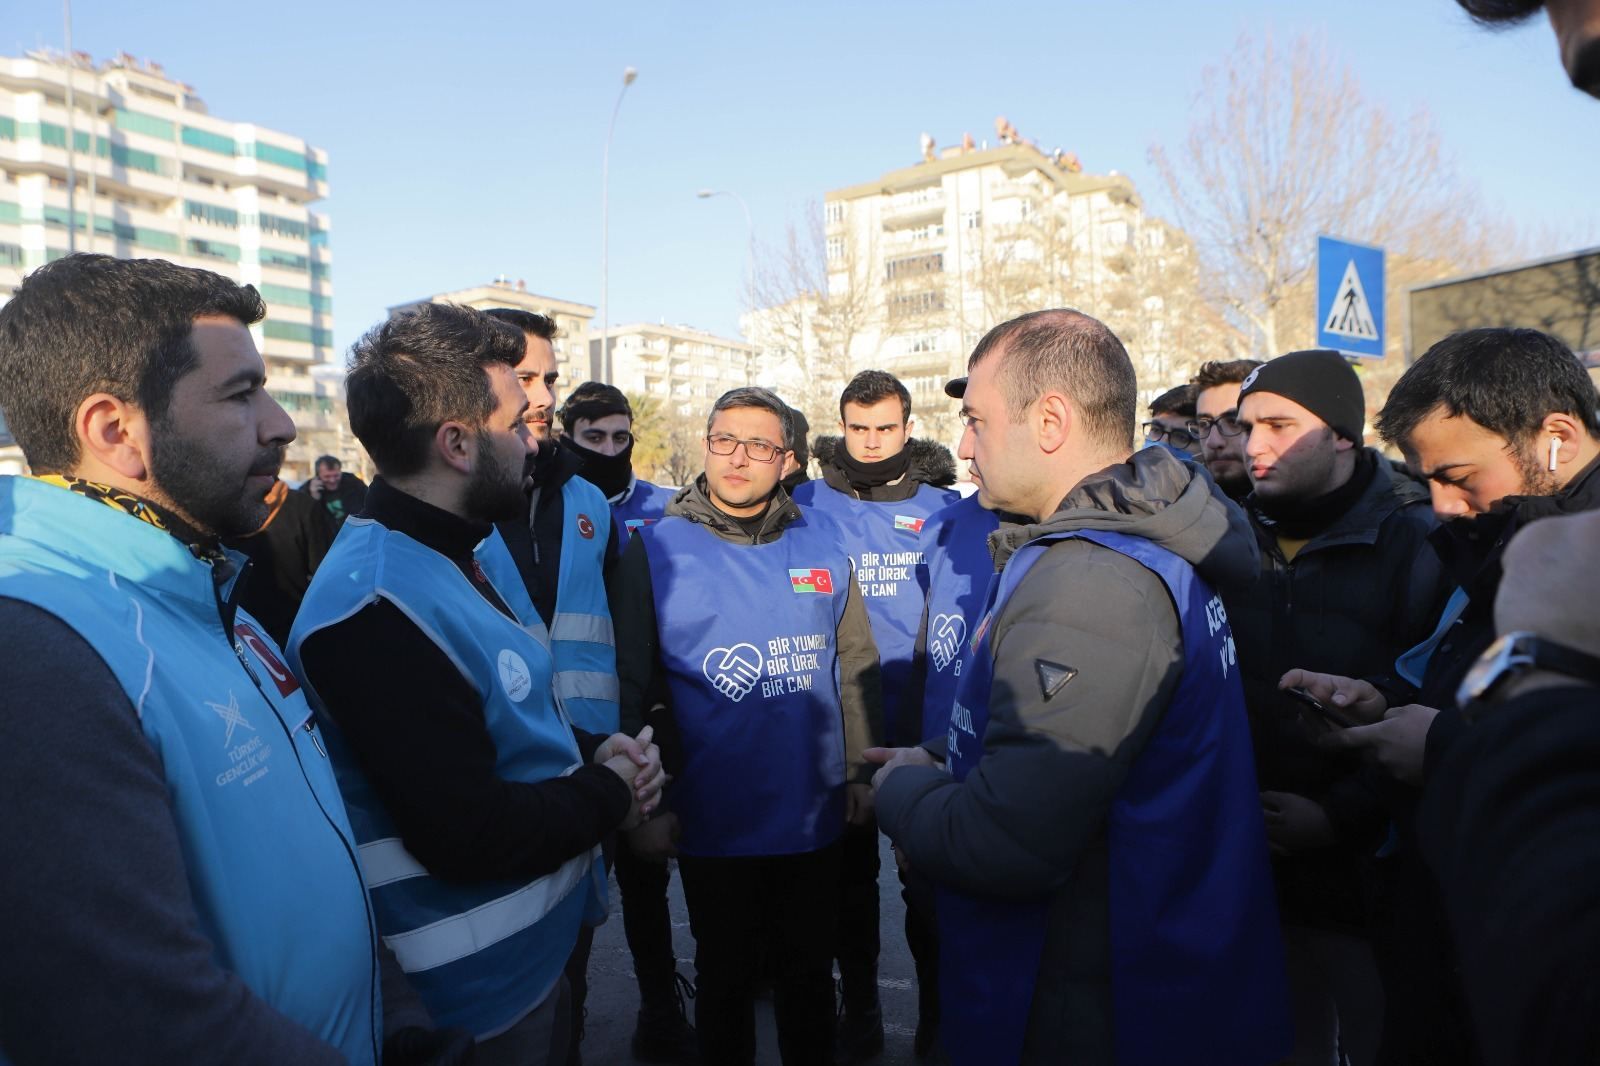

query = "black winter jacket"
[810, 435, 958, 502]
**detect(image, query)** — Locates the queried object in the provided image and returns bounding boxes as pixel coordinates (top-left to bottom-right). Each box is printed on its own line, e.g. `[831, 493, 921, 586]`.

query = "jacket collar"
[0, 476, 241, 610]
[1248, 449, 1429, 555]
[666, 474, 801, 544]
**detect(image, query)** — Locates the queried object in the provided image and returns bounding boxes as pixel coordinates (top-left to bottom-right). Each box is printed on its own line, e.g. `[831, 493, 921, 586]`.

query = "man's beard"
[1512, 441, 1561, 499]
[149, 423, 284, 537]
[463, 433, 528, 524]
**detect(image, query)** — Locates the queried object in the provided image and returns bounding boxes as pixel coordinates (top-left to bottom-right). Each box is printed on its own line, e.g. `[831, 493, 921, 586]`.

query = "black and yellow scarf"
[32, 475, 229, 566]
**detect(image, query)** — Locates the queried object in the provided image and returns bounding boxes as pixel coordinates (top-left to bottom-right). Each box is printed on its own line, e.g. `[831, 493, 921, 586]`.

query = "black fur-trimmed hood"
[811, 435, 959, 499]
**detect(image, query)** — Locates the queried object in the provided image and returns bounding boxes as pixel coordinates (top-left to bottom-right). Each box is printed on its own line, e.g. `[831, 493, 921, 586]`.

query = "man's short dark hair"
[1376, 327, 1600, 449]
[840, 369, 912, 423]
[1191, 359, 1264, 395]
[559, 382, 632, 434]
[1454, 0, 1543, 23]
[346, 303, 527, 477]
[1148, 384, 1196, 419]
[0, 254, 265, 473]
[968, 309, 1138, 450]
[707, 387, 794, 450]
[482, 307, 557, 341]
[315, 454, 341, 472]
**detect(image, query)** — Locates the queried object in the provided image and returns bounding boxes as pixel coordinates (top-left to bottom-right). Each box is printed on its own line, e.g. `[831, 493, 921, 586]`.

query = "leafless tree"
[1151, 31, 1521, 360]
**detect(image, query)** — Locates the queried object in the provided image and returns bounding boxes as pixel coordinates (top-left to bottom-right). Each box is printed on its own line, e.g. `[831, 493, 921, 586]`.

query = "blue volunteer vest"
[640, 511, 852, 856]
[478, 476, 619, 735]
[939, 529, 1290, 1066]
[0, 478, 381, 1064]
[915, 494, 1000, 747]
[791, 477, 959, 746]
[611, 477, 678, 553]
[289, 518, 605, 1039]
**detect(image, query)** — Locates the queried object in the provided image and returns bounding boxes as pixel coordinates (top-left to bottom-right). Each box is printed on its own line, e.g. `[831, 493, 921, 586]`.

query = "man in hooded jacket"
[869, 309, 1290, 1066]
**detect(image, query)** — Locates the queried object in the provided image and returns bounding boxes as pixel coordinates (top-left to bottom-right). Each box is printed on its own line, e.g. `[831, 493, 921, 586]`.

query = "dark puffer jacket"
[1222, 449, 1452, 929]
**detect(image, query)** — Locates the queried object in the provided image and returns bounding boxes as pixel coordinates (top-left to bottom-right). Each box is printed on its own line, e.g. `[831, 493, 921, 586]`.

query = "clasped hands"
[594, 725, 667, 830]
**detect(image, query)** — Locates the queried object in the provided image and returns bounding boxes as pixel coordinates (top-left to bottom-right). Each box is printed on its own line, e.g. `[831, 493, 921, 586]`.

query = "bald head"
[967, 309, 1137, 452]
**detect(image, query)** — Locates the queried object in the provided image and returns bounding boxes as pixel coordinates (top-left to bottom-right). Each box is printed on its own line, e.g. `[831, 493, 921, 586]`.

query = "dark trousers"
[836, 818, 882, 1013]
[899, 860, 941, 1028]
[614, 832, 682, 1005]
[678, 843, 842, 1066]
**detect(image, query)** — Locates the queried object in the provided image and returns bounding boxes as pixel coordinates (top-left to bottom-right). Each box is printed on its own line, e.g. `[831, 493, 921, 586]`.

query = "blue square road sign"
[1317, 236, 1386, 359]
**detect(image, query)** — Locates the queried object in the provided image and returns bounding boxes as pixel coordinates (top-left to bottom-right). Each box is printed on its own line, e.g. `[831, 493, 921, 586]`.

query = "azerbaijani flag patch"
[624, 518, 657, 536]
[789, 568, 835, 594]
[894, 515, 925, 534]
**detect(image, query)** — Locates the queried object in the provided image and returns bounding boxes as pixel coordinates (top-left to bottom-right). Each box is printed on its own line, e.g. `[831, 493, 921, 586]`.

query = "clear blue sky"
[8, 1, 1598, 361]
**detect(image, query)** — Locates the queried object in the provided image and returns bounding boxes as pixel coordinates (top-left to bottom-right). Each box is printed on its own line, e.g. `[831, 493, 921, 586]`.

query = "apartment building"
[391, 278, 596, 385]
[747, 137, 1211, 450]
[0, 49, 338, 478]
[592, 322, 756, 415]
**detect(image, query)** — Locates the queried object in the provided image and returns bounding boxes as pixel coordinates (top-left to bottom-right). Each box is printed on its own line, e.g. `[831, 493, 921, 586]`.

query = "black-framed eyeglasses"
[1186, 413, 1245, 439]
[706, 434, 782, 463]
[1142, 421, 1198, 450]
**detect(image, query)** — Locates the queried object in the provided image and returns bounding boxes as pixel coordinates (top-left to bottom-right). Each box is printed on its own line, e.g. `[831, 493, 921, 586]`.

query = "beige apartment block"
[746, 136, 1213, 451]
[391, 278, 596, 386]
[592, 322, 757, 415]
[0, 49, 340, 479]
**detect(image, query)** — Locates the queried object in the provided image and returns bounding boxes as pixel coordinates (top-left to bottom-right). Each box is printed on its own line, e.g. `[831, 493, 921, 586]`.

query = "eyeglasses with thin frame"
[705, 434, 782, 463]
[1141, 421, 1199, 450]
[1185, 412, 1245, 440]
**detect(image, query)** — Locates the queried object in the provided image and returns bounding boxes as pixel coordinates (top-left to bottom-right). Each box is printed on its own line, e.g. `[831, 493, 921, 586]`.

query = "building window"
[114, 109, 175, 140]
[258, 213, 309, 239]
[888, 290, 945, 319]
[908, 334, 940, 354]
[263, 320, 333, 348]
[886, 253, 944, 281]
[824, 201, 844, 225]
[260, 249, 310, 272]
[186, 200, 240, 227]
[826, 236, 844, 262]
[908, 222, 945, 241]
[181, 126, 237, 156]
[963, 210, 982, 230]
[250, 141, 310, 173]
[187, 238, 241, 263]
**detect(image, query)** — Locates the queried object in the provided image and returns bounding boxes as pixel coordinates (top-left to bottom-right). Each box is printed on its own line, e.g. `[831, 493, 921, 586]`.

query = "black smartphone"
[1284, 686, 1360, 730]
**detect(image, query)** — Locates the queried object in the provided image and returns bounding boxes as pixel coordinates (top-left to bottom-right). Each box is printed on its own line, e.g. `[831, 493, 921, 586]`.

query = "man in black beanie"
[1222, 348, 1452, 1066]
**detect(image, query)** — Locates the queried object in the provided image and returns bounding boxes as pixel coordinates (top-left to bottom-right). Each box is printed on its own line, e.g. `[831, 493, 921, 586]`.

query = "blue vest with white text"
[289, 518, 604, 1039]
[791, 478, 959, 746]
[939, 529, 1290, 1066]
[0, 478, 381, 1065]
[611, 477, 677, 555]
[478, 476, 619, 735]
[915, 494, 1000, 747]
[640, 511, 851, 857]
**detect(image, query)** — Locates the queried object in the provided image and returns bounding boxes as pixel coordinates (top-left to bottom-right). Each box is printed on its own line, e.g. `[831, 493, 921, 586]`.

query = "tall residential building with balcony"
[591, 323, 756, 416]
[390, 278, 595, 385]
[0, 50, 337, 478]
[745, 137, 1217, 452]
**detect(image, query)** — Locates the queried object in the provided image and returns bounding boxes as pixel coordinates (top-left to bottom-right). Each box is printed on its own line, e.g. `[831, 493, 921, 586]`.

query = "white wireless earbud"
[1549, 437, 1561, 472]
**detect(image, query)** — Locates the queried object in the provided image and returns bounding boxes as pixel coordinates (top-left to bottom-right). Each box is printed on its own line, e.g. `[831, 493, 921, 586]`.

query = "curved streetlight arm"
[599, 66, 638, 383]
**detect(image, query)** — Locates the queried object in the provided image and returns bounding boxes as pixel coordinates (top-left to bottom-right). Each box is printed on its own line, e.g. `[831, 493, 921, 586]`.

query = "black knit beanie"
[1237, 349, 1365, 442]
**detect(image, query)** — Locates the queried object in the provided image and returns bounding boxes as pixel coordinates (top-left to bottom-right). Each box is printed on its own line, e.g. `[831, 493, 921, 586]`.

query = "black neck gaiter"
[565, 437, 635, 499]
[832, 445, 912, 493]
[1250, 448, 1377, 540]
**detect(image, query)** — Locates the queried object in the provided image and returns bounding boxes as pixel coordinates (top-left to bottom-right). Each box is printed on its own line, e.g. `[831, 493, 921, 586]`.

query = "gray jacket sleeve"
[875, 540, 1184, 899]
[836, 570, 884, 784]
[0, 599, 344, 1065]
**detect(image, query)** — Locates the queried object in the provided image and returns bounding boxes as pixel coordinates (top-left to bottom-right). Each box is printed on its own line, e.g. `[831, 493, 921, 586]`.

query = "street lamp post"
[695, 188, 754, 292]
[599, 66, 638, 383]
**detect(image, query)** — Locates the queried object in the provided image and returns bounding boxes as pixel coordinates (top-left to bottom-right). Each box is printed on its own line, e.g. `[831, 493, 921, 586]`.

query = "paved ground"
[579, 833, 927, 1065]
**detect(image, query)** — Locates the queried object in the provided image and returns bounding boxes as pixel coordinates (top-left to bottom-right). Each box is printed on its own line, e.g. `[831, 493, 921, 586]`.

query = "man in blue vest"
[792, 369, 960, 1061]
[612, 385, 884, 1066]
[556, 380, 695, 1062]
[290, 302, 665, 1066]
[869, 309, 1291, 1066]
[0, 254, 468, 1065]
[480, 310, 629, 1064]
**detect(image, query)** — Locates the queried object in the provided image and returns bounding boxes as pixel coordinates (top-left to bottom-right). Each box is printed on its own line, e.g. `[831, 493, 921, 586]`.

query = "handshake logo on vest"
[703, 643, 765, 702]
[929, 613, 968, 674]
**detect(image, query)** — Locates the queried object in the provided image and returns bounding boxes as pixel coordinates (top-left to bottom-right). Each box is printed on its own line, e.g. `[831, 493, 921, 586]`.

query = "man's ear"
[74, 392, 152, 481]
[1035, 393, 1074, 455]
[435, 420, 475, 476]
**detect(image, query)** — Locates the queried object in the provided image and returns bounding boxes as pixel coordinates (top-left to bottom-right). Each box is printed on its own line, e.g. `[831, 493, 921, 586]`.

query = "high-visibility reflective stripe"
[555, 670, 620, 703]
[360, 838, 429, 888]
[551, 612, 614, 647]
[383, 849, 596, 973]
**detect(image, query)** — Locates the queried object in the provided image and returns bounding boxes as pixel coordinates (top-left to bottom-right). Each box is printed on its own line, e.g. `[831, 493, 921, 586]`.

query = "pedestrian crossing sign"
[1316, 235, 1385, 358]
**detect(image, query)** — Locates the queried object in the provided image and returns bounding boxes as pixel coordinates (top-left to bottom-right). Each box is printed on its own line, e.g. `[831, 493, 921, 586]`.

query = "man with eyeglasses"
[1141, 384, 1201, 457]
[612, 386, 883, 1065]
[1220, 349, 1450, 1066]
[1188, 359, 1263, 501]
